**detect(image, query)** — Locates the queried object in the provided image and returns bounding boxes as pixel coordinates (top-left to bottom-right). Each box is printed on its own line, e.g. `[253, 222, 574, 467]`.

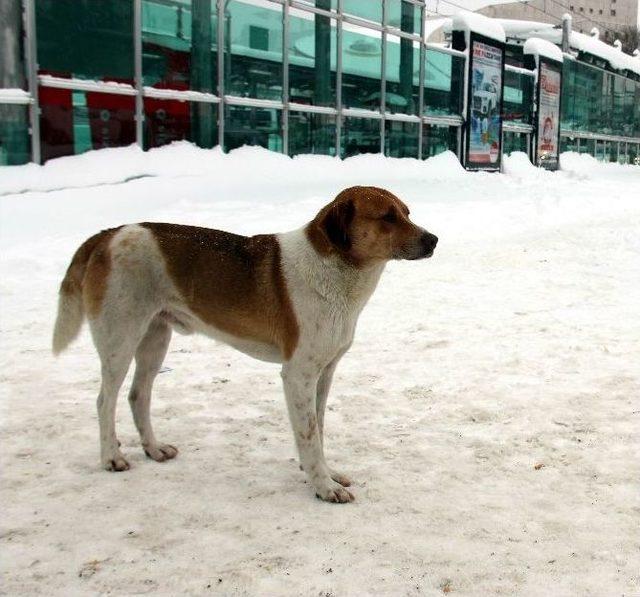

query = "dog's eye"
[382, 210, 396, 224]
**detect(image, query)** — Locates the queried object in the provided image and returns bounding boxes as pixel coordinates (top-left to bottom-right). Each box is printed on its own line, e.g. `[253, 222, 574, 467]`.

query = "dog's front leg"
[281, 362, 354, 503]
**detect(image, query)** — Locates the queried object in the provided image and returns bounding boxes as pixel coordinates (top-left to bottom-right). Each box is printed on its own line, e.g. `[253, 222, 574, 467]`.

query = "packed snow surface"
[1, 145, 639, 595]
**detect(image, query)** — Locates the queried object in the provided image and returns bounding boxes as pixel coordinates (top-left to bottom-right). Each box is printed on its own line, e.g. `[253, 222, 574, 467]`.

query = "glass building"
[1, 0, 639, 166]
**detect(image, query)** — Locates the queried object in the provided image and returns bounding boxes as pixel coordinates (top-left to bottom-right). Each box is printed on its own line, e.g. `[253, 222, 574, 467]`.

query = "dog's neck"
[279, 228, 386, 311]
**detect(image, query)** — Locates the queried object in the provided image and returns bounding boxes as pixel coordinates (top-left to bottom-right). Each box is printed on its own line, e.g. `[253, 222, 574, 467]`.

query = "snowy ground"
[1, 145, 639, 596]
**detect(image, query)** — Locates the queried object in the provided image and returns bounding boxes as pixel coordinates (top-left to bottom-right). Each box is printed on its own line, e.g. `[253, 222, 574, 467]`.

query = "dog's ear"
[322, 198, 355, 252]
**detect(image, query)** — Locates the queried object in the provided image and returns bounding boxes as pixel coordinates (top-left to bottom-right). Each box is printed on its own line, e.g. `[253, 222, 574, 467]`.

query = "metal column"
[134, 0, 144, 149]
[23, 0, 40, 164]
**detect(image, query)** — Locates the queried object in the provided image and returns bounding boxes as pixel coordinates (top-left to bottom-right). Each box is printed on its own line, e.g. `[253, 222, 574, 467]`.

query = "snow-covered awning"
[450, 12, 506, 44]
[523, 38, 564, 63]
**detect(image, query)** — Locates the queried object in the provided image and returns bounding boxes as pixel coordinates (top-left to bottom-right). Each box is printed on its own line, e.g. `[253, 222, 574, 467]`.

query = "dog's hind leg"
[127, 315, 177, 462]
[94, 333, 141, 472]
[91, 307, 154, 472]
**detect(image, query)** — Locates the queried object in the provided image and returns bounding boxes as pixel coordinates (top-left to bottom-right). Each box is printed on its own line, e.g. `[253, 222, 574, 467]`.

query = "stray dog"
[53, 186, 437, 502]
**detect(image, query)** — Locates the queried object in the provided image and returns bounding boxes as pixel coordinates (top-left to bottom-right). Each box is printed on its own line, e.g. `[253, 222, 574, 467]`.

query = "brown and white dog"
[52, 186, 437, 503]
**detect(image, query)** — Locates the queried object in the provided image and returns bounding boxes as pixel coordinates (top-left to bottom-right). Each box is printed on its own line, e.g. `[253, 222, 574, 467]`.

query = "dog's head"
[307, 186, 438, 267]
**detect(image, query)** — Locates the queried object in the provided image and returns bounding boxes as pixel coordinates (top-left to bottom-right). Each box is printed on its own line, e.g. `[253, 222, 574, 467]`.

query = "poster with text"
[536, 62, 561, 169]
[468, 40, 503, 167]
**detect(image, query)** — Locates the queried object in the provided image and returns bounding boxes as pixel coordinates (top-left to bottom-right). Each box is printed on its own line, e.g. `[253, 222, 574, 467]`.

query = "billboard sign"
[535, 61, 562, 170]
[465, 35, 505, 170]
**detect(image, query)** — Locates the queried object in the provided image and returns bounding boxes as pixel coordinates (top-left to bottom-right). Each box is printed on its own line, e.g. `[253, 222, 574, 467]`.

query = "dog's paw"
[144, 443, 178, 462]
[315, 479, 355, 503]
[102, 454, 130, 472]
[329, 469, 352, 487]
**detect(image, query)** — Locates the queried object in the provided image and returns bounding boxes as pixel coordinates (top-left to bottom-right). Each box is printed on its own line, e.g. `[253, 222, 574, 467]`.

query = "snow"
[37, 75, 138, 96]
[499, 19, 640, 76]
[1, 144, 640, 595]
[0, 88, 32, 105]
[523, 37, 564, 63]
[569, 30, 640, 75]
[450, 12, 506, 44]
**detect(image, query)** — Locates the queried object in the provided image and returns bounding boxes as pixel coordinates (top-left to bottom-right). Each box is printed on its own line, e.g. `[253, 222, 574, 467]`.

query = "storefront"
[1, 0, 638, 167]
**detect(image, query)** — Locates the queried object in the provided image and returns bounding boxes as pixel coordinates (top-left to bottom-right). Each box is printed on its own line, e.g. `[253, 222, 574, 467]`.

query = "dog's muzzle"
[420, 231, 438, 258]
[400, 230, 438, 260]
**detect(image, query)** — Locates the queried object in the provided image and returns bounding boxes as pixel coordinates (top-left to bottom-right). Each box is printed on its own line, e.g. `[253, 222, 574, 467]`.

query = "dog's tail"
[52, 230, 113, 355]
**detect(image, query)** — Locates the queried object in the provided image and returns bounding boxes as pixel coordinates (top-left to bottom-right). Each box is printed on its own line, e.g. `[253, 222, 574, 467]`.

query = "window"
[342, 0, 382, 24]
[610, 9, 616, 16]
[0, 105, 31, 165]
[341, 24, 382, 110]
[144, 99, 218, 149]
[569, 4, 574, 10]
[224, 105, 283, 152]
[341, 117, 380, 157]
[385, 35, 420, 114]
[39, 87, 135, 162]
[423, 124, 457, 158]
[384, 120, 419, 158]
[579, 7, 583, 12]
[142, 0, 218, 94]
[387, 0, 422, 36]
[288, 112, 336, 156]
[424, 49, 464, 117]
[599, 10, 603, 14]
[288, 8, 337, 107]
[224, 0, 284, 101]
[589, 8, 593, 13]
[36, 0, 134, 81]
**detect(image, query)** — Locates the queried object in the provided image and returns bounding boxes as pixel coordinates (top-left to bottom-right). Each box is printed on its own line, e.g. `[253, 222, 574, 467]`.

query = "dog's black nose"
[421, 232, 438, 254]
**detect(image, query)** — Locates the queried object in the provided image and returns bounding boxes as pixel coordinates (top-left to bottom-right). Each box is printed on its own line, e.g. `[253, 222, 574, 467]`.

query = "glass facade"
[1, 1, 639, 166]
[561, 58, 640, 138]
[503, 69, 533, 125]
[423, 49, 464, 117]
[0, 105, 31, 166]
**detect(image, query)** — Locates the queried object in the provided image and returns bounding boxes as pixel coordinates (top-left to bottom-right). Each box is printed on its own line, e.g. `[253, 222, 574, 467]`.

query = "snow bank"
[0, 142, 467, 196]
[523, 37, 564, 63]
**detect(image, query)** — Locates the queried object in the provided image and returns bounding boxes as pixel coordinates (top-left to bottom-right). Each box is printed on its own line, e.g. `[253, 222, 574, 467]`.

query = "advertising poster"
[468, 39, 503, 168]
[536, 62, 561, 169]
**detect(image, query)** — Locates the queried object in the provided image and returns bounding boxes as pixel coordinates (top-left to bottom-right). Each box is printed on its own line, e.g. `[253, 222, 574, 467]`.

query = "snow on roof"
[499, 18, 640, 76]
[569, 30, 640, 76]
[523, 37, 564, 63]
[450, 12, 506, 44]
[499, 18, 556, 37]
[424, 17, 448, 42]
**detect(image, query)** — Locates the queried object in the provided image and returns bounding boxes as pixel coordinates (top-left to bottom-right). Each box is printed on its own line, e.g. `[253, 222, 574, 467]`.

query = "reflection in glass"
[288, 112, 336, 156]
[142, 0, 218, 94]
[385, 35, 420, 114]
[387, 0, 421, 35]
[224, 0, 284, 100]
[342, 0, 382, 23]
[39, 87, 135, 162]
[342, 24, 382, 111]
[424, 50, 464, 117]
[289, 8, 337, 107]
[503, 130, 528, 155]
[0, 105, 30, 165]
[225, 105, 282, 151]
[423, 124, 457, 158]
[341, 117, 380, 157]
[385, 120, 418, 158]
[503, 70, 533, 124]
[144, 98, 218, 149]
[36, 0, 134, 81]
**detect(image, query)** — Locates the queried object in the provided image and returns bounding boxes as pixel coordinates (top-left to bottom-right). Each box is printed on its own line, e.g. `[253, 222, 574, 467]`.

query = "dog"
[52, 186, 437, 503]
